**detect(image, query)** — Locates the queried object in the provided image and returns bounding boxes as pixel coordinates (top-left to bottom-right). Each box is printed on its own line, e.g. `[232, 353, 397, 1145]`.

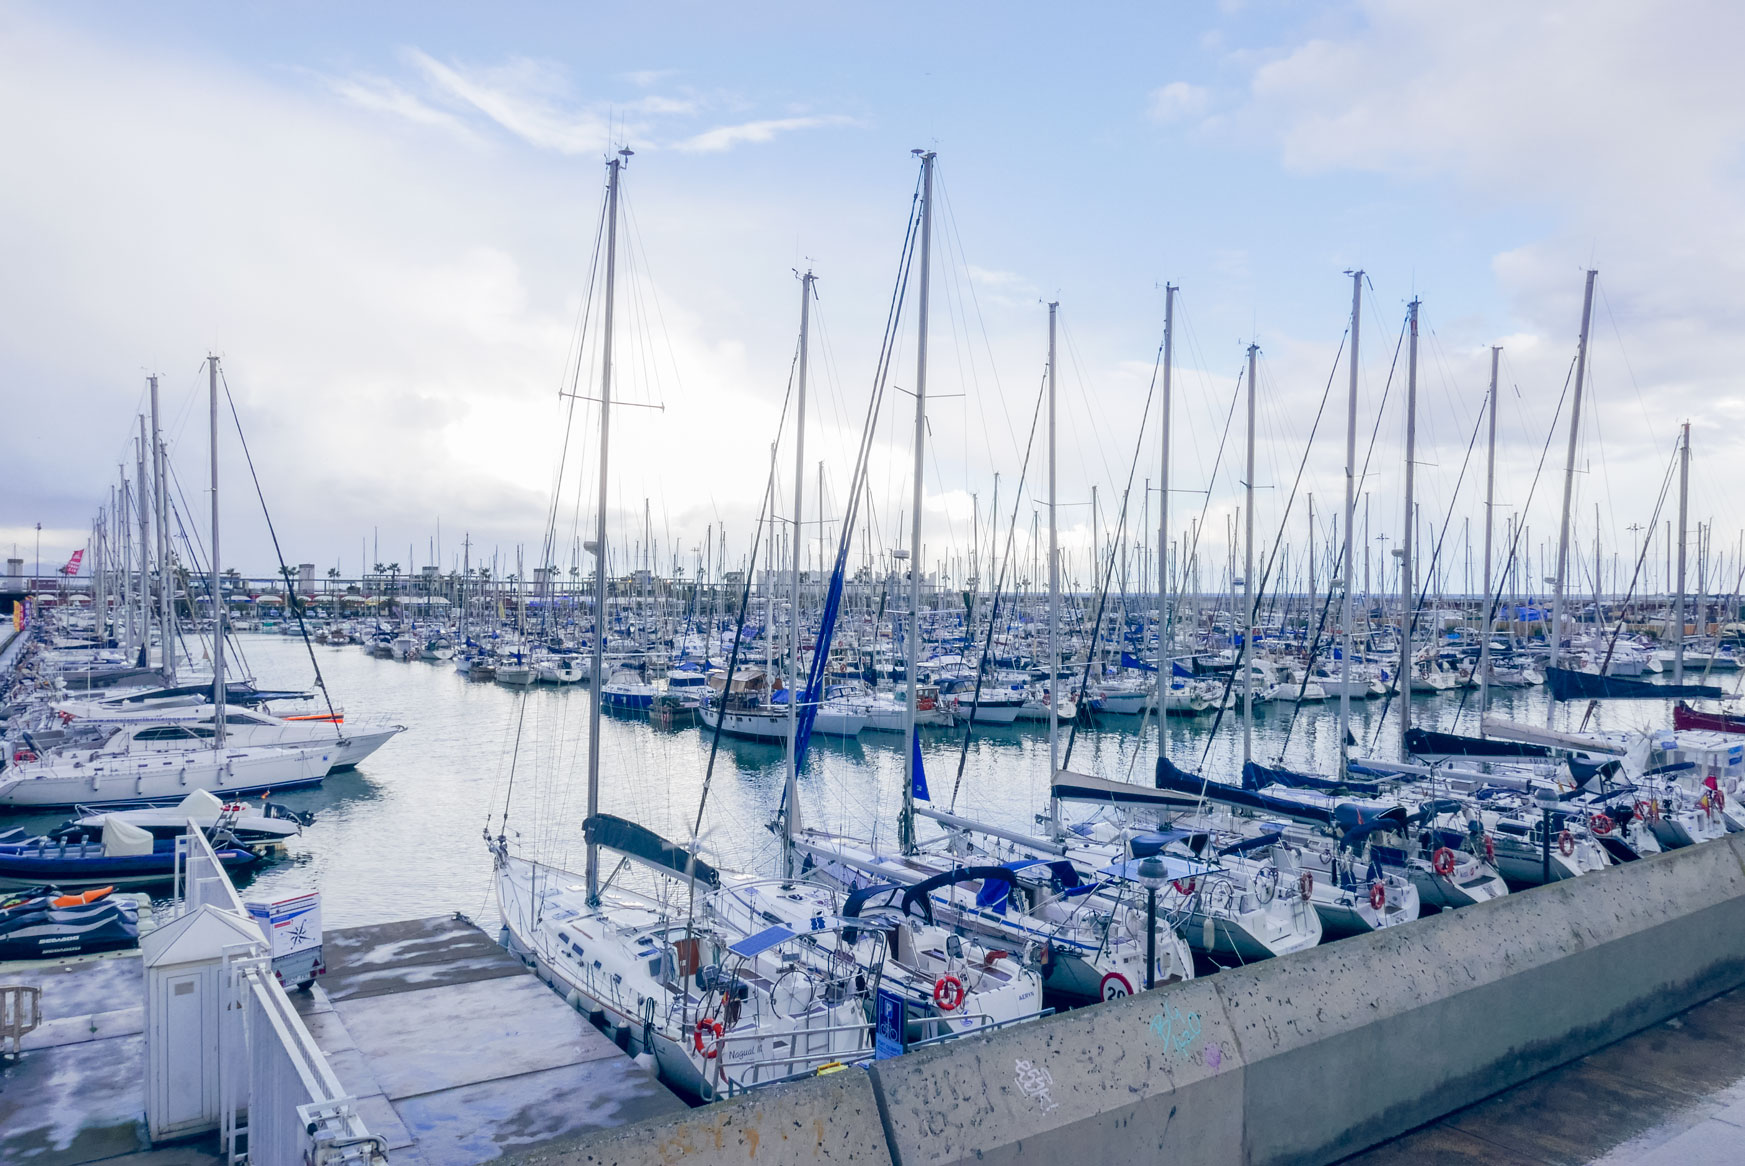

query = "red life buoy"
[933, 975, 965, 1012]
[1368, 882, 1387, 911]
[1432, 847, 1457, 877]
[1558, 830, 1575, 857]
[693, 1017, 724, 1059]
[1298, 870, 1315, 901]
[1483, 834, 1496, 864]
[1172, 878, 1196, 896]
[1590, 813, 1614, 836]
[12, 749, 35, 763]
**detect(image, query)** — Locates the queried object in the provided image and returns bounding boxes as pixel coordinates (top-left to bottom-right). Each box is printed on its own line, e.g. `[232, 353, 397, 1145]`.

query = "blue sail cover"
[910, 727, 929, 801]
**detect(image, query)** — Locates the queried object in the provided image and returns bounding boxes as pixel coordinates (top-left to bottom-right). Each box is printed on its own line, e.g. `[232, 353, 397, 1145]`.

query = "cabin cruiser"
[33, 699, 402, 771]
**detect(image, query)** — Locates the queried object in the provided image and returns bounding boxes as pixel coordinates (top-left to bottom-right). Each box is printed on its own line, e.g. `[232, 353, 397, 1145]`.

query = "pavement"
[0, 913, 683, 1166]
[1341, 984, 1745, 1165]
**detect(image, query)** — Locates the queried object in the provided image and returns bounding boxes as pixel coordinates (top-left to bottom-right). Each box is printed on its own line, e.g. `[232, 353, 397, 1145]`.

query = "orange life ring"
[1558, 830, 1575, 857]
[1432, 847, 1457, 877]
[1298, 870, 1315, 901]
[933, 975, 965, 1012]
[1172, 878, 1196, 896]
[1590, 813, 1614, 836]
[1368, 882, 1387, 911]
[693, 1017, 725, 1059]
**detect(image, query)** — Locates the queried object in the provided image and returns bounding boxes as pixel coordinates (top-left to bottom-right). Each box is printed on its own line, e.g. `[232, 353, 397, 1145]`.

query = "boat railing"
[713, 1018, 876, 1096]
[905, 1005, 1055, 1052]
[173, 819, 247, 919]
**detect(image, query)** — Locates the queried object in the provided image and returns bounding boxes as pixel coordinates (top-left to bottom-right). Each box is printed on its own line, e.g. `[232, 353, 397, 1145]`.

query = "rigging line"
[1410, 348, 1580, 747]
[947, 366, 1048, 812]
[1062, 331, 1169, 772]
[1195, 330, 1349, 772]
[217, 368, 339, 722]
[1577, 435, 1682, 732]
[1364, 376, 1487, 748]
[540, 182, 611, 580]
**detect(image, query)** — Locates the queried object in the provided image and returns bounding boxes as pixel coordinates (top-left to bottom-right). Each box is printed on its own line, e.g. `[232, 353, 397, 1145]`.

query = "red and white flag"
[58, 549, 84, 576]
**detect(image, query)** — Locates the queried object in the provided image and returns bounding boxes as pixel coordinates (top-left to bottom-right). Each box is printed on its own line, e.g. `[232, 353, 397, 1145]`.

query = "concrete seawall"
[519, 831, 1745, 1166]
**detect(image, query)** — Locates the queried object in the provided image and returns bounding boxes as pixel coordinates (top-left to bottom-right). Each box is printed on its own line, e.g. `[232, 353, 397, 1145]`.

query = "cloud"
[1147, 81, 1209, 124]
[405, 49, 616, 154]
[672, 115, 855, 154]
[325, 74, 481, 143]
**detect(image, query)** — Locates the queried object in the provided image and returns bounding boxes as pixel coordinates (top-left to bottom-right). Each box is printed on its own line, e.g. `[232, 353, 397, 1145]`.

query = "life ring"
[1558, 830, 1575, 857]
[933, 975, 965, 1012]
[1368, 882, 1387, 911]
[1590, 813, 1614, 836]
[1483, 834, 1496, 864]
[12, 749, 35, 762]
[693, 1017, 725, 1059]
[1634, 799, 1659, 823]
[1432, 847, 1457, 877]
[1172, 878, 1196, 896]
[1099, 972, 1133, 1001]
[1298, 870, 1315, 901]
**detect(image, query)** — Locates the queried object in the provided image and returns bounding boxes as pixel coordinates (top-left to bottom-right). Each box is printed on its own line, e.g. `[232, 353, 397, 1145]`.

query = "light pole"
[1134, 855, 1170, 990]
[34, 522, 41, 584]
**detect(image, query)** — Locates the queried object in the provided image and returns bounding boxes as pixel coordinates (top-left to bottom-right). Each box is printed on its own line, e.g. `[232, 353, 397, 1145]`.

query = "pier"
[0, 912, 681, 1166]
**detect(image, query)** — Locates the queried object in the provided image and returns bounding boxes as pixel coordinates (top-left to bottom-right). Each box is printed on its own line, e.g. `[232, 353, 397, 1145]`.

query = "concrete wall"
[529, 832, 1745, 1166]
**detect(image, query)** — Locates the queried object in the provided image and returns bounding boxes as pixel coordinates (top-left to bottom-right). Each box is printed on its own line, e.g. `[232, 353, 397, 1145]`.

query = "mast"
[1675, 421, 1689, 685]
[784, 270, 813, 877]
[1339, 271, 1361, 772]
[137, 416, 151, 668]
[1398, 300, 1419, 759]
[209, 355, 226, 747]
[151, 376, 175, 684]
[586, 147, 630, 904]
[1548, 269, 1597, 705]
[1156, 285, 1174, 752]
[1477, 347, 1499, 727]
[1048, 300, 1060, 836]
[899, 149, 934, 856]
[1243, 342, 1257, 764]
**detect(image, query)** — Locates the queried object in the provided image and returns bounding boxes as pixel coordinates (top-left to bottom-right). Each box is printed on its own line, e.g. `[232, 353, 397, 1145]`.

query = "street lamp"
[1133, 855, 1171, 990]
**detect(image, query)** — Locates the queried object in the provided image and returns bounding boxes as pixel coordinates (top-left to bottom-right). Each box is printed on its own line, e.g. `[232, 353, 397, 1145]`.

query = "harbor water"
[11, 632, 1707, 928]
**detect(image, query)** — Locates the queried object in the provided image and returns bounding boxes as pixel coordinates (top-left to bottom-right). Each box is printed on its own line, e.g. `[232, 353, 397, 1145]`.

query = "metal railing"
[173, 820, 248, 919]
[167, 824, 386, 1166]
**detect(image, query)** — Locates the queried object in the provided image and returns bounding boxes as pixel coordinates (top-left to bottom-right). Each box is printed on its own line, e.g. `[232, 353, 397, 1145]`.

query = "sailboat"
[492, 166, 875, 1100]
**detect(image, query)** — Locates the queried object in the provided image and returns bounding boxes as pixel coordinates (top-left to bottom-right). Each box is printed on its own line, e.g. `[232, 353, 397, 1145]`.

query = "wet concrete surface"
[1341, 985, 1745, 1165]
[0, 915, 684, 1166]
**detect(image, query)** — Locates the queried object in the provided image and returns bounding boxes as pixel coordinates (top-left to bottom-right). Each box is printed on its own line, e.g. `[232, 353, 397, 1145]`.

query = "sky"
[5, 1, 1744, 598]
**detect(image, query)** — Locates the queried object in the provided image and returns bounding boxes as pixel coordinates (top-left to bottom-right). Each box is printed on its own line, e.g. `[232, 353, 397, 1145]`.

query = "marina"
[7, 7, 1745, 1161]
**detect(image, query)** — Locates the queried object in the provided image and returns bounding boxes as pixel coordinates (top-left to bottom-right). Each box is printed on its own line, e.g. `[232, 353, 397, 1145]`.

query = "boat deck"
[0, 913, 684, 1166]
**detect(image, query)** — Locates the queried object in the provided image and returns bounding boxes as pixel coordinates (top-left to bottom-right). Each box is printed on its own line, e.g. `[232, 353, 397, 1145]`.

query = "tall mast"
[1548, 269, 1597, 704]
[1477, 347, 1499, 727]
[1339, 271, 1361, 772]
[1398, 300, 1419, 759]
[899, 149, 934, 856]
[1675, 422, 1689, 685]
[209, 355, 226, 746]
[784, 270, 814, 877]
[1047, 300, 1060, 836]
[586, 147, 630, 904]
[136, 417, 151, 668]
[151, 376, 175, 684]
[1243, 342, 1257, 764]
[1156, 285, 1175, 756]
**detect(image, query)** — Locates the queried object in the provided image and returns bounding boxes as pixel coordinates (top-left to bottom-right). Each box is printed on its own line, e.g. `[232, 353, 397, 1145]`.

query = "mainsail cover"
[582, 813, 719, 887]
[1545, 667, 1723, 702]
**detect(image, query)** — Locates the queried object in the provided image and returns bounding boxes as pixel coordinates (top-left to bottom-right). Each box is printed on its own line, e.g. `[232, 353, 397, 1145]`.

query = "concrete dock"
[0, 914, 683, 1166]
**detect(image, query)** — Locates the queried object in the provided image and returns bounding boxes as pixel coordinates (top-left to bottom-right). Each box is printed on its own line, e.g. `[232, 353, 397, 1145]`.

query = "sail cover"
[582, 814, 720, 887]
[1545, 667, 1723, 702]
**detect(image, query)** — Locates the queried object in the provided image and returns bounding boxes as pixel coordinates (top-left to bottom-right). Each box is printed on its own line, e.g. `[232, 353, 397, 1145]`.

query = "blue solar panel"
[728, 924, 797, 958]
